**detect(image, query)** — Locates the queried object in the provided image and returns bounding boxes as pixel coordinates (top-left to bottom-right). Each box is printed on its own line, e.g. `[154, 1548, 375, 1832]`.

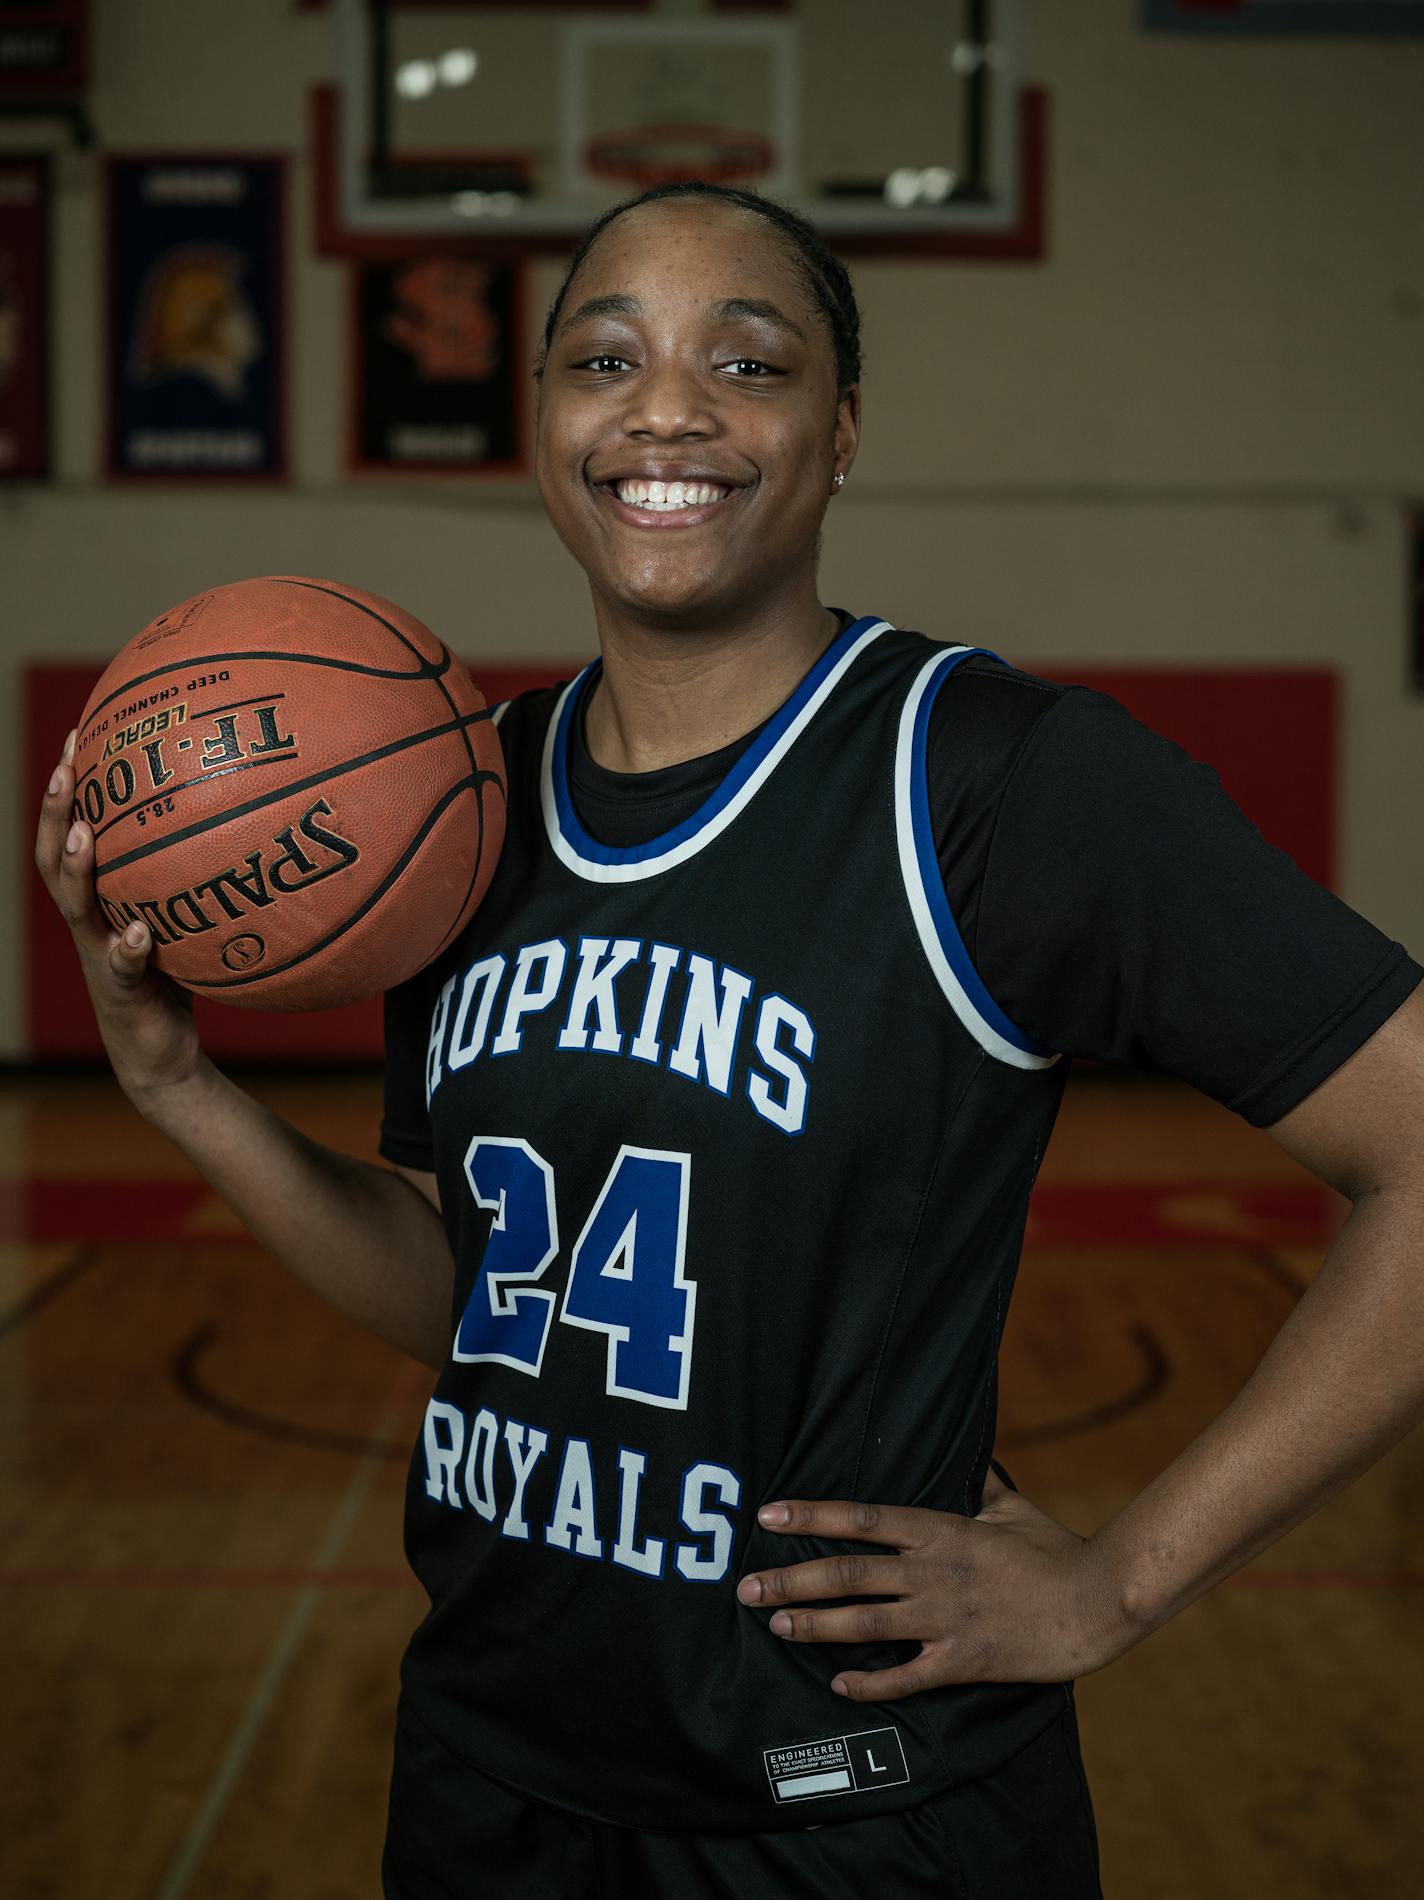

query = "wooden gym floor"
[1, 1067, 1421, 1899]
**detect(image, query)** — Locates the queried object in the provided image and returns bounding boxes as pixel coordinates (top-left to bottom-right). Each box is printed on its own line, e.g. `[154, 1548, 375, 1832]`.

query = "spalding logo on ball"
[71, 576, 507, 1011]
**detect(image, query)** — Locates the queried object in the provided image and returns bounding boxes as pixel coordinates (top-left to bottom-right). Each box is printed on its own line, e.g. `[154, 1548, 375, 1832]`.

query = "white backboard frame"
[332, 0, 1028, 244]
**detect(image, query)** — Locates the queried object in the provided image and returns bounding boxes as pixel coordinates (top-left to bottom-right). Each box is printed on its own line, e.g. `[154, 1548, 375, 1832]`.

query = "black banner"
[351, 255, 526, 475]
[1143, 1, 1424, 32]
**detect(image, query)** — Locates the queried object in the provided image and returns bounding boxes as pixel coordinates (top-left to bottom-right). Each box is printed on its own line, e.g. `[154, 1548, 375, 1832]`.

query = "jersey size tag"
[762, 1726, 910, 1804]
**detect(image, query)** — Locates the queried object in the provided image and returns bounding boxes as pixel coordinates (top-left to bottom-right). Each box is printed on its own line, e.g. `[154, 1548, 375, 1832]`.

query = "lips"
[588, 470, 751, 531]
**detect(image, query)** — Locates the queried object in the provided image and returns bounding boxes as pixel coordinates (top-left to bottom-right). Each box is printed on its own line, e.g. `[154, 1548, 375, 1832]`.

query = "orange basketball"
[72, 576, 506, 1011]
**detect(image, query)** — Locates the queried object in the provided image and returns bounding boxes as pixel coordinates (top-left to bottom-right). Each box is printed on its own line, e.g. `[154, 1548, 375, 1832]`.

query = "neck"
[581, 596, 844, 774]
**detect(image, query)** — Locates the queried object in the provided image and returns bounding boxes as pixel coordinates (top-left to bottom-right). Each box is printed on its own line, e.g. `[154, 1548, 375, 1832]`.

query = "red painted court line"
[0, 1178, 224, 1244]
[1026, 1180, 1344, 1248]
[0, 1177, 1345, 1246]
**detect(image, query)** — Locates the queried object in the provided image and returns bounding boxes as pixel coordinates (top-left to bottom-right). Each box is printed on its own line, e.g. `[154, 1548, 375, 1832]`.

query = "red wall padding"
[23, 660, 1335, 1061]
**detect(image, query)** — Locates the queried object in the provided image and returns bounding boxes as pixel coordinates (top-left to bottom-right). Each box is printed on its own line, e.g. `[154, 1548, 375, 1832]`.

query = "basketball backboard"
[322, 1, 1042, 257]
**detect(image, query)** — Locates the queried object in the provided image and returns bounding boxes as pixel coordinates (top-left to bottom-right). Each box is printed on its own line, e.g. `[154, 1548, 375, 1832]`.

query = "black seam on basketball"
[425, 645, 487, 939]
[78, 643, 458, 737]
[275, 583, 497, 956]
[75, 677, 492, 799]
[94, 711, 497, 879]
[425, 770, 508, 963]
[281, 581, 494, 908]
[273, 578, 435, 667]
[77, 694, 295, 795]
[88, 753, 293, 843]
[270, 581, 482, 782]
[187, 690, 287, 721]
[184, 771, 494, 990]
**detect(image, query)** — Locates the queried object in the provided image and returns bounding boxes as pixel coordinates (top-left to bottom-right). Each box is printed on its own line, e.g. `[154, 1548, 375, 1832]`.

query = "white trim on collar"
[541, 616, 894, 884]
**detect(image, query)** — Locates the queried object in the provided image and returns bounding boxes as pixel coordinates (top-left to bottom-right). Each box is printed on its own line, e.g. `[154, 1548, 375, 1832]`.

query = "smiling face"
[534, 198, 858, 634]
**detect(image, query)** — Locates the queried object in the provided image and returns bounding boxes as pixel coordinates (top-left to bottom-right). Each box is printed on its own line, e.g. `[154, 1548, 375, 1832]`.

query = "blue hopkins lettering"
[421, 1394, 742, 1583]
[425, 936, 815, 1134]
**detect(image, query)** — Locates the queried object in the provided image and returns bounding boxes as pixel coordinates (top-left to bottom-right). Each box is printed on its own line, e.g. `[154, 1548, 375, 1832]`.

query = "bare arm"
[37, 731, 456, 1373]
[1090, 980, 1424, 1630]
[151, 1068, 455, 1369]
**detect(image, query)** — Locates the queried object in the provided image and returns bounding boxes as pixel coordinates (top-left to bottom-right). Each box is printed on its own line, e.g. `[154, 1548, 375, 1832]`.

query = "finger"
[108, 919, 156, 989]
[738, 1551, 906, 1607]
[765, 1598, 917, 1646]
[34, 750, 80, 885]
[756, 1499, 946, 1551]
[53, 817, 113, 950]
[830, 1646, 945, 1703]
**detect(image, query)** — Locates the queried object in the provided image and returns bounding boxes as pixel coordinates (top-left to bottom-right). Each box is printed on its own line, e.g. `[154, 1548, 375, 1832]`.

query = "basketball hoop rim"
[584, 124, 776, 190]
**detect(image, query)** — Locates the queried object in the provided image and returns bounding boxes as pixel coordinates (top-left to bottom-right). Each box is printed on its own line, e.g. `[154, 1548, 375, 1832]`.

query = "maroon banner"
[350, 254, 527, 475]
[0, 156, 48, 479]
[0, 1, 88, 93]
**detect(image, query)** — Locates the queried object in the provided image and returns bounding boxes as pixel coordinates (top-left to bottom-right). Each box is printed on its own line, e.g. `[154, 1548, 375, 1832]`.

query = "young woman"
[38, 182, 1424, 1899]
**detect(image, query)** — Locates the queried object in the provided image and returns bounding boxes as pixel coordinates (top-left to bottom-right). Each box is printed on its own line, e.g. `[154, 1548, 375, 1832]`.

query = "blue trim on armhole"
[911, 648, 1056, 1062]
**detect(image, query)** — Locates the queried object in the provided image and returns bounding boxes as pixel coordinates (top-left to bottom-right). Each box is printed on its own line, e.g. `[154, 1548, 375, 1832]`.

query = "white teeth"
[612, 478, 731, 510]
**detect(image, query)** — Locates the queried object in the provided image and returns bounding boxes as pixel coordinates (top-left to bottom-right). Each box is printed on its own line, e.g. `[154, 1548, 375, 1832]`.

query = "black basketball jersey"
[394, 616, 1078, 1833]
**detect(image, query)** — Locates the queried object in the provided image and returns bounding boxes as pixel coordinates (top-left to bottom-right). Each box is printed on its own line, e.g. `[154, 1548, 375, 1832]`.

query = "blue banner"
[107, 156, 285, 479]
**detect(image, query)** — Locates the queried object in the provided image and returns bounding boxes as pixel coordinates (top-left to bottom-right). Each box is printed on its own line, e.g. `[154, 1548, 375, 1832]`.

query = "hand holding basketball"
[36, 728, 204, 1106]
[68, 576, 506, 1011]
[38, 574, 507, 1102]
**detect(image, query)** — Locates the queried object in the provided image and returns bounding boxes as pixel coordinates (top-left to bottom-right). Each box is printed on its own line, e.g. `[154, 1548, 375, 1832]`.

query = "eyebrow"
[555, 293, 638, 339]
[715, 297, 809, 343]
[555, 293, 808, 345]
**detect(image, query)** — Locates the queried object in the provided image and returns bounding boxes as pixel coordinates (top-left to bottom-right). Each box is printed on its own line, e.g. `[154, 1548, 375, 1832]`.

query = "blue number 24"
[453, 1138, 696, 1411]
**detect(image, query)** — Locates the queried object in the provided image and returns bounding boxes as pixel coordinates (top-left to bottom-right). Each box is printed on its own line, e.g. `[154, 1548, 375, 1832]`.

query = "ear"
[834, 383, 861, 472]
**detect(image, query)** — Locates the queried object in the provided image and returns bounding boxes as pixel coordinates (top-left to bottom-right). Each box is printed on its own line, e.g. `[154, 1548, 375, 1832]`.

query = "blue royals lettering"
[425, 937, 816, 1135]
[421, 1394, 742, 1584]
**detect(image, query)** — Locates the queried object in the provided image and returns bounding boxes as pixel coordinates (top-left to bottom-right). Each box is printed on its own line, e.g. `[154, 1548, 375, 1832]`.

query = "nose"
[620, 356, 716, 440]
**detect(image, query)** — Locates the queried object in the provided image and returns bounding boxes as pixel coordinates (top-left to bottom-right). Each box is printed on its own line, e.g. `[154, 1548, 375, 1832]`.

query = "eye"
[573, 354, 633, 374]
[724, 358, 781, 378]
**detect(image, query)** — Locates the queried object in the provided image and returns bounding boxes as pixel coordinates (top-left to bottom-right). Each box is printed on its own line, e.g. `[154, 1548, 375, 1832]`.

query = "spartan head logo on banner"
[106, 156, 286, 480]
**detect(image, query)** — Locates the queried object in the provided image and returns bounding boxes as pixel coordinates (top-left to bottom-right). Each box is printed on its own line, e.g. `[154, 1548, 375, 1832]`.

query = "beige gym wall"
[2, 0, 1421, 1059]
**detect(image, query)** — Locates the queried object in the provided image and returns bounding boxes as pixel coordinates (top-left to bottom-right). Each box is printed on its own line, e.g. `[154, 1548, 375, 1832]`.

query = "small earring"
[832, 471, 845, 491]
